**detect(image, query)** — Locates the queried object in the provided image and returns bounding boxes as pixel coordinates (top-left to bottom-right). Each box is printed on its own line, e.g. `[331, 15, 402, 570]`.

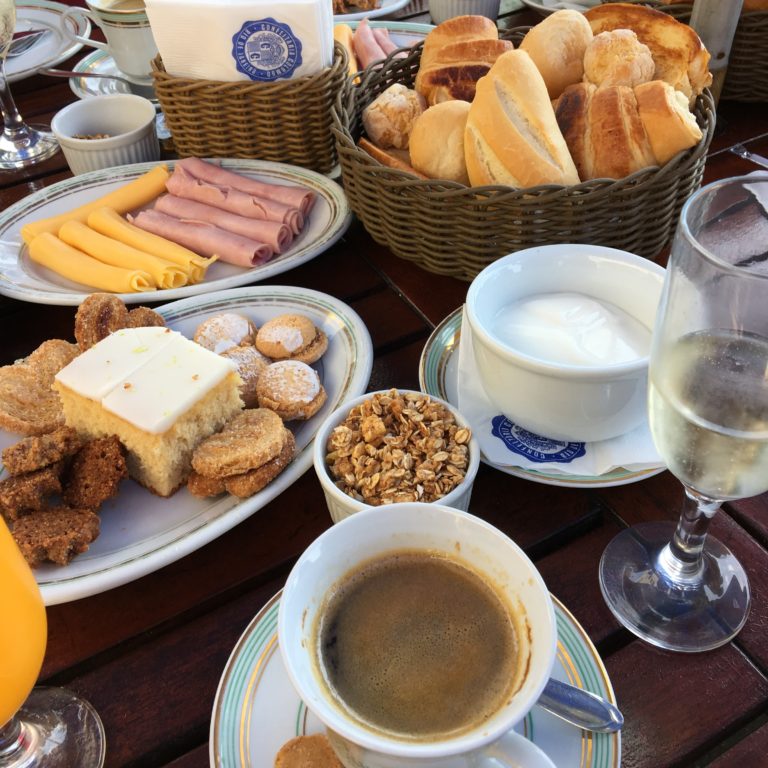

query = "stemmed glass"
[0, 518, 105, 766]
[0, 0, 59, 170]
[599, 174, 768, 652]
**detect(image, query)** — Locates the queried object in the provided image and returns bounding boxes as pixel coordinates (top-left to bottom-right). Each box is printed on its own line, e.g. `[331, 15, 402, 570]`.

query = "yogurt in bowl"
[465, 244, 665, 443]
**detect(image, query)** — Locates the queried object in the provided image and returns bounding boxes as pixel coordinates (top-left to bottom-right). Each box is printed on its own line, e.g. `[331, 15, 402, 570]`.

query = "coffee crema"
[313, 549, 526, 742]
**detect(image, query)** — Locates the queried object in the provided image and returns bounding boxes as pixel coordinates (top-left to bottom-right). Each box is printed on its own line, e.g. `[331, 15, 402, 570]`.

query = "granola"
[325, 389, 471, 505]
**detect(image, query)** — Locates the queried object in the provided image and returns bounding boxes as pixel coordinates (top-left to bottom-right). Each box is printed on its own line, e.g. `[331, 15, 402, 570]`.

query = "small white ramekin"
[313, 389, 480, 524]
[428, 0, 501, 24]
[51, 94, 160, 176]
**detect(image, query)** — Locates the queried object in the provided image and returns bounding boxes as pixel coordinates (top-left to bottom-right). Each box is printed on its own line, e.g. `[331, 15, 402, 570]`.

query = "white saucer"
[70, 50, 158, 104]
[210, 590, 621, 767]
[419, 307, 666, 489]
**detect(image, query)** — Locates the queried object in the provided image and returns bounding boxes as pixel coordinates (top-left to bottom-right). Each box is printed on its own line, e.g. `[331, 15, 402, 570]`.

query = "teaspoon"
[36, 67, 156, 99]
[538, 678, 624, 733]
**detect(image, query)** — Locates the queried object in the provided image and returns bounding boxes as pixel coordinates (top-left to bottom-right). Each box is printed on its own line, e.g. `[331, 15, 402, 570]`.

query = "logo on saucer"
[232, 18, 303, 82]
[491, 416, 586, 464]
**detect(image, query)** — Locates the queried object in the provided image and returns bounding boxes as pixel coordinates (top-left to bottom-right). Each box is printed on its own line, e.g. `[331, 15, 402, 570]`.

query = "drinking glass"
[0, 0, 59, 170]
[599, 174, 768, 652]
[0, 519, 105, 767]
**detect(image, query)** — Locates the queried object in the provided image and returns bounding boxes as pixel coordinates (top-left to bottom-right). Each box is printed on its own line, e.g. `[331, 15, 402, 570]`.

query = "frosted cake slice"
[54, 327, 243, 497]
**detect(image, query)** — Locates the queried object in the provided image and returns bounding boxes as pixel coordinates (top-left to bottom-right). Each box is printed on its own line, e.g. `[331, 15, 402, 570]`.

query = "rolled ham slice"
[353, 19, 388, 70]
[130, 210, 274, 267]
[154, 194, 293, 254]
[176, 157, 316, 216]
[167, 165, 304, 235]
[371, 27, 401, 57]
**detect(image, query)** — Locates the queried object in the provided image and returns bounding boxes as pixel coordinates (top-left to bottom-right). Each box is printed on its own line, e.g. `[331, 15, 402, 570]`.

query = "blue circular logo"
[490, 416, 586, 464]
[232, 18, 303, 82]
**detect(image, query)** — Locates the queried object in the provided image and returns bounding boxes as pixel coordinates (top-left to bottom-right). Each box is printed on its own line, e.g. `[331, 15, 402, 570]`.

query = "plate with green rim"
[418, 306, 667, 488]
[209, 590, 621, 767]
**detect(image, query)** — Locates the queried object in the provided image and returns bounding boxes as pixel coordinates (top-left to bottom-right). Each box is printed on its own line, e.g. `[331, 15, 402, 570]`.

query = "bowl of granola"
[313, 388, 479, 523]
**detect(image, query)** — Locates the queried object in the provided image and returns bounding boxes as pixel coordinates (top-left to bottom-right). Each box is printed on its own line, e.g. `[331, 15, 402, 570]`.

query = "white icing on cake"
[55, 327, 237, 434]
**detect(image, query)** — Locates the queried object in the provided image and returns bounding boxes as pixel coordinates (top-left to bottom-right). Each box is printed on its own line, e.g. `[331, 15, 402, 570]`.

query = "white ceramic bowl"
[313, 389, 480, 523]
[428, 0, 501, 24]
[466, 244, 665, 443]
[51, 94, 160, 176]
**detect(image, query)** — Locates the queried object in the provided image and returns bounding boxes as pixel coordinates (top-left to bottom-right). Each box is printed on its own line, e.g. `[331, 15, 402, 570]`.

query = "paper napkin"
[456, 306, 663, 477]
[145, 0, 334, 82]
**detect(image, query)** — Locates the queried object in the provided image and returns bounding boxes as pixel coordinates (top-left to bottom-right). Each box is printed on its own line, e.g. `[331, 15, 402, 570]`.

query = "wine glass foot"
[599, 521, 750, 652]
[2, 687, 106, 768]
[0, 125, 59, 170]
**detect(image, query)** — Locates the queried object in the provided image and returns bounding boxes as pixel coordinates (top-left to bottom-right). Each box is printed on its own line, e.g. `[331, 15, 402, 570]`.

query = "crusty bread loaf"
[409, 101, 471, 184]
[583, 29, 655, 88]
[584, 3, 712, 102]
[416, 38, 514, 105]
[634, 80, 702, 164]
[358, 138, 428, 179]
[362, 83, 426, 149]
[519, 9, 593, 99]
[465, 49, 580, 188]
[555, 82, 656, 180]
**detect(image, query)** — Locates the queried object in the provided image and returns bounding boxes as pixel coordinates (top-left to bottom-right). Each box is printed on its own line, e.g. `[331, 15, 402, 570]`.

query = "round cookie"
[220, 345, 270, 408]
[194, 313, 257, 354]
[256, 360, 327, 421]
[74, 293, 130, 351]
[274, 734, 342, 768]
[224, 429, 295, 498]
[255, 313, 328, 364]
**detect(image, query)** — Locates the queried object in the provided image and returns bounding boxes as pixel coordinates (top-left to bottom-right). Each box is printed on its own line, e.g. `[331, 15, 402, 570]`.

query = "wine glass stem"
[0, 717, 24, 761]
[0, 60, 27, 140]
[657, 487, 722, 584]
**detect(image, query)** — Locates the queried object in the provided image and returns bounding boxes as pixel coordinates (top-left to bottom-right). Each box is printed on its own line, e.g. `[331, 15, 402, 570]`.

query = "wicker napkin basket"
[610, 0, 768, 103]
[331, 31, 715, 282]
[151, 43, 348, 174]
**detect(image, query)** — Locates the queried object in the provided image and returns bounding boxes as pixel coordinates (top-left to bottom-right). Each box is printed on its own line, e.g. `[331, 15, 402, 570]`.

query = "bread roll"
[584, 3, 712, 102]
[465, 49, 580, 188]
[416, 38, 514, 105]
[634, 80, 702, 164]
[409, 101, 471, 184]
[583, 29, 655, 88]
[362, 84, 426, 150]
[519, 9, 593, 99]
[555, 82, 656, 180]
[358, 138, 428, 179]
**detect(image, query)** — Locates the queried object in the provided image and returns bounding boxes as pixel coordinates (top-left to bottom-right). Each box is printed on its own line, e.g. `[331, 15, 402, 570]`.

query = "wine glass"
[0, 0, 59, 170]
[0, 518, 105, 767]
[599, 173, 768, 653]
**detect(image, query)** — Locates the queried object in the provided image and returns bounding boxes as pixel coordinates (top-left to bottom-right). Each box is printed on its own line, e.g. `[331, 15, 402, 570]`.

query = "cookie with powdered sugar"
[255, 313, 327, 364]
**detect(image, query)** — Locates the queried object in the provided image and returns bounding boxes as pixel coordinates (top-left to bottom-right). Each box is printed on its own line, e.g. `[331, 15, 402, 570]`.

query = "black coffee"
[314, 550, 521, 741]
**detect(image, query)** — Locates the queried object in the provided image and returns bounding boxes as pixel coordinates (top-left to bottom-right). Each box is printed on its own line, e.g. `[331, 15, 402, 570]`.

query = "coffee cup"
[278, 503, 557, 768]
[61, 0, 158, 83]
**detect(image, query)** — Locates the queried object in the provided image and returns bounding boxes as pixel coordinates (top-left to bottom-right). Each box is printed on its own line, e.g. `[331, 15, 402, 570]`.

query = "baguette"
[464, 49, 579, 188]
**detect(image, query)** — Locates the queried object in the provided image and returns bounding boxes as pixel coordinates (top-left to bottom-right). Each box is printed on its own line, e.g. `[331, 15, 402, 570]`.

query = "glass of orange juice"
[0, 518, 105, 767]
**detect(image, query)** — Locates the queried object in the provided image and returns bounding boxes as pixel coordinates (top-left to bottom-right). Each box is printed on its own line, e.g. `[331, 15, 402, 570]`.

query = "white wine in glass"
[599, 173, 768, 653]
[0, 0, 59, 169]
[0, 518, 105, 767]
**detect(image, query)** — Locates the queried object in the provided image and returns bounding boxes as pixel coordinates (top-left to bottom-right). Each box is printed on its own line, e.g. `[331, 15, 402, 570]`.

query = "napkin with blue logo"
[145, 0, 334, 82]
[457, 307, 662, 476]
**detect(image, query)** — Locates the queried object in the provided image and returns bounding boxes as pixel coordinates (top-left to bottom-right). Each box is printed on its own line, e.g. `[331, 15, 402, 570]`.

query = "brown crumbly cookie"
[193, 313, 257, 354]
[0, 464, 63, 521]
[220, 345, 270, 408]
[255, 314, 328, 364]
[62, 436, 127, 510]
[74, 293, 131, 351]
[187, 471, 227, 498]
[256, 361, 327, 421]
[2, 426, 83, 476]
[12, 505, 100, 566]
[224, 429, 295, 498]
[0, 341, 79, 436]
[127, 306, 166, 328]
[191, 408, 286, 478]
[274, 734, 343, 768]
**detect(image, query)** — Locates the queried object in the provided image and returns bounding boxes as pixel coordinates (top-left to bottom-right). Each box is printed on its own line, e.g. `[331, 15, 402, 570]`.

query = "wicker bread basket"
[151, 43, 348, 174]
[605, 0, 768, 103]
[331, 30, 715, 281]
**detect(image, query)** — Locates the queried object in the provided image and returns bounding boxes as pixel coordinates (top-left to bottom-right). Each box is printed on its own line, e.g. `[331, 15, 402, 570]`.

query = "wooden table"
[2, 2, 768, 766]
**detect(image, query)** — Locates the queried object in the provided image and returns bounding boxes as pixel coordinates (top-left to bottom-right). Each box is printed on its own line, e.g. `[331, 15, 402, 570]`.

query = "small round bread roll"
[520, 9, 593, 99]
[583, 30, 655, 89]
[362, 83, 427, 150]
[193, 313, 257, 354]
[409, 100, 471, 185]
